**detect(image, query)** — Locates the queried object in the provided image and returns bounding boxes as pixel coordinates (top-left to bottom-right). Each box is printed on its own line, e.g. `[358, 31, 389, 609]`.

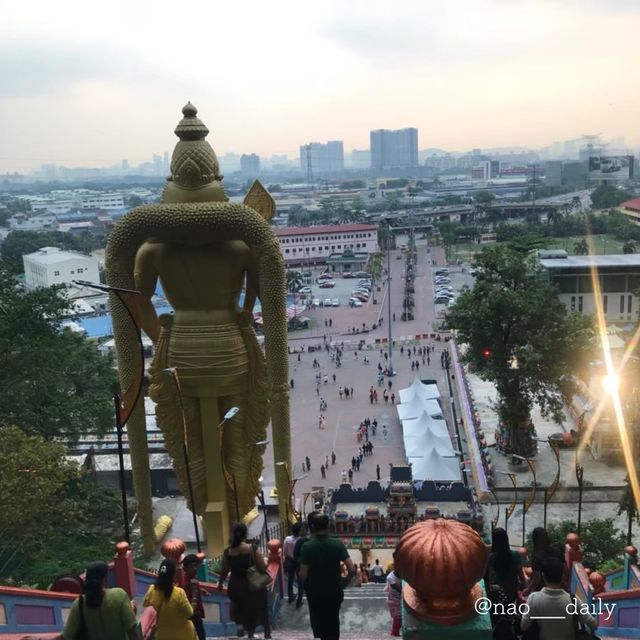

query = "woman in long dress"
[217, 522, 271, 639]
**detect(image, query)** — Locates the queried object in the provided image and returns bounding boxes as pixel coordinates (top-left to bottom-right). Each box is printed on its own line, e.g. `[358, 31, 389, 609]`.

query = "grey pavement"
[260, 239, 458, 502]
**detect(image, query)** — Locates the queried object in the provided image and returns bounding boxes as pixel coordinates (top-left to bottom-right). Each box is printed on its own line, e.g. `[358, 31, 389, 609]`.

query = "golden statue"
[106, 103, 291, 555]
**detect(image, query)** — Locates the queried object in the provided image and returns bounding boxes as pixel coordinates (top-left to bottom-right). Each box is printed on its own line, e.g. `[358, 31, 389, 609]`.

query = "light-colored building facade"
[370, 128, 418, 170]
[539, 252, 640, 323]
[275, 223, 378, 266]
[299, 141, 345, 175]
[23, 247, 100, 289]
[240, 153, 260, 177]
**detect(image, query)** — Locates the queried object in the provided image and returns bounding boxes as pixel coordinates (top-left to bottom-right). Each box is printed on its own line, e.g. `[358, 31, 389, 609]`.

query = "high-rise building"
[370, 128, 418, 171]
[299, 141, 344, 175]
[240, 153, 261, 177]
[545, 161, 563, 187]
[350, 149, 371, 168]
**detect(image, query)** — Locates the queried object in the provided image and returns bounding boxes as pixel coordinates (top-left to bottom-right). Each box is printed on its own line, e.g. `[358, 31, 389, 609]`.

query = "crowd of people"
[486, 526, 598, 640]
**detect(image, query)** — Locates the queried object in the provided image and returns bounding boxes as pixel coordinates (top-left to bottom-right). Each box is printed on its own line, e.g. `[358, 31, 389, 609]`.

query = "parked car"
[319, 281, 335, 288]
[332, 298, 340, 307]
[324, 298, 333, 307]
[353, 271, 368, 278]
[447, 299, 456, 308]
[349, 298, 363, 307]
[434, 295, 452, 304]
[352, 293, 369, 302]
[312, 298, 321, 307]
[298, 286, 312, 294]
[318, 273, 334, 280]
[343, 272, 353, 278]
[435, 268, 448, 274]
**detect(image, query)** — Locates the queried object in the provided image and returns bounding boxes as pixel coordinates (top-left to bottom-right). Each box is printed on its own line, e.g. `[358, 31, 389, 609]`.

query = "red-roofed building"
[621, 197, 640, 221]
[274, 223, 378, 266]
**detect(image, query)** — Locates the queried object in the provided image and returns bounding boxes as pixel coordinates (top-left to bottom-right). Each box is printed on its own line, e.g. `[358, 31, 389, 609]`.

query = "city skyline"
[2, 0, 640, 172]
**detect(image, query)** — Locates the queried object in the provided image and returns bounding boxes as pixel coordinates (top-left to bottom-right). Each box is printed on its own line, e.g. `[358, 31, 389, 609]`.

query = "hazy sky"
[1, 0, 639, 171]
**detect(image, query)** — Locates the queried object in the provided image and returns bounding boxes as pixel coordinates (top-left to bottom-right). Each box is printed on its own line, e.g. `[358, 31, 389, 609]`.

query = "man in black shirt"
[300, 513, 355, 640]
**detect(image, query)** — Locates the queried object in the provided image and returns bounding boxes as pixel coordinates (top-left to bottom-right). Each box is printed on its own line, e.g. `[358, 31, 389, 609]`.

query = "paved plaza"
[260, 240, 459, 501]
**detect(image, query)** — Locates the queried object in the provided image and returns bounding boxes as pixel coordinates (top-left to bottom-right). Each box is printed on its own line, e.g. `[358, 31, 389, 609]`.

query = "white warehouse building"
[274, 223, 378, 267]
[23, 247, 100, 290]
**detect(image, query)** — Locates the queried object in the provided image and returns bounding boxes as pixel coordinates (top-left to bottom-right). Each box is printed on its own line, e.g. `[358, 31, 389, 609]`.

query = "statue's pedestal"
[204, 501, 230, 558]
[401, 581, 492, 640]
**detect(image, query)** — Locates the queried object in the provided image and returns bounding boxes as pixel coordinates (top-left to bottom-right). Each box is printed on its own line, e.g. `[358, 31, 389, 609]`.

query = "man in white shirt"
[521, 556, 597, 640]
[372, 558, 385, 583]
[283, 522, 302, 603]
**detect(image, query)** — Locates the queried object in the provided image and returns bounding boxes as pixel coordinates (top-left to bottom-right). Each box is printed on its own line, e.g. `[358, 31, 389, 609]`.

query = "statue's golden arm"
[243, 251, 260, 313]
[134, 243, 161, 344]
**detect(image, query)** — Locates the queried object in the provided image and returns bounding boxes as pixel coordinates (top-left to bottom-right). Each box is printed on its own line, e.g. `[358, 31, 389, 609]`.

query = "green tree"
[0, 268, 115, 441]
[0, 230, 101, 273]
[127, 195, 143, 208]
[574, 239, 589, 255]
[527, 518, 627, 571]
[446, 245, 595, 455]
[286, 269, 304, 293]
[623, 239, 636, 254]
[377, 224, 393, 251]
[350, 197, 367, 220]
[366, 252, 384, 286]
[591, 183, 632, 209]
[0, 426, 123, 586]
[340, 180, 366, 189]
[475, 190, 496, 204]
[5, 197, 32, 215]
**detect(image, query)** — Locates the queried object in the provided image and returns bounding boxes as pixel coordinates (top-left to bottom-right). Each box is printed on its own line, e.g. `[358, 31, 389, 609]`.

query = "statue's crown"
[168, 102, 222, 191]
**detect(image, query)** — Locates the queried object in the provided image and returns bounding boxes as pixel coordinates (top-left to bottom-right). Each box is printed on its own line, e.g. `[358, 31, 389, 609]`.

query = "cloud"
[0, 39, 204, 99]
[319, 2, 540, 68]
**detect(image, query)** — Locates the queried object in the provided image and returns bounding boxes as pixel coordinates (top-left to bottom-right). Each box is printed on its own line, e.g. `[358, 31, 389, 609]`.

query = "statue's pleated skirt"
[168, 322, 249, 396]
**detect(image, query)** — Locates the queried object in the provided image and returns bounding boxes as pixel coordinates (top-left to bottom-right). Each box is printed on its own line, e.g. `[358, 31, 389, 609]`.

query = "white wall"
[24, 252, 100, 289]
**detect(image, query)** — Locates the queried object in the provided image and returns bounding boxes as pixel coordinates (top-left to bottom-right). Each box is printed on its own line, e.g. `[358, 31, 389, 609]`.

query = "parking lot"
[297, 270, 382, 311]
[431, 264, 475, 316]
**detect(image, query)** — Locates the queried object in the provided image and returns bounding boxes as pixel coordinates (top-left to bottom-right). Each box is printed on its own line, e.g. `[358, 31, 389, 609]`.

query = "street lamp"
[442, 350, 467, 486]
[384, 219, 395, 376]
[513, 454, 537, 546]
[487, 486, 501, 531]
[247, 440, 270, 536]
[256, 475, 268, 539]
[276, 461, 307, 522]
[535, 438, 560, 529]
[575, 448, 585, 536]
[497, 471, 517, 534]
[217, 406, 241, 522]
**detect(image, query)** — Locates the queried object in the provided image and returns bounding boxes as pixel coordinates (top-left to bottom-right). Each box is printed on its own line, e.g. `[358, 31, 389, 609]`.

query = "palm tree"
[286, 270, 303, 293]
[623, 240, 636, 254]
[574, 239, 589, 255]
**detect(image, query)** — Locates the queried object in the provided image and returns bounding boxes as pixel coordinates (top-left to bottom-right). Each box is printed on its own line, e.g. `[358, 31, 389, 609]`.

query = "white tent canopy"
[402, 411, 450, 439]
[408, 447, 460, 482]
[398, 377, 441, 404]
[405, 432, 455, 457]
[397, 398, 443, 421]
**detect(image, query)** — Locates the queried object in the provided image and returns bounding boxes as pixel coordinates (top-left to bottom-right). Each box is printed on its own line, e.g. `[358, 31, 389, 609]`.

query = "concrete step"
[274, 587, 392, 635]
